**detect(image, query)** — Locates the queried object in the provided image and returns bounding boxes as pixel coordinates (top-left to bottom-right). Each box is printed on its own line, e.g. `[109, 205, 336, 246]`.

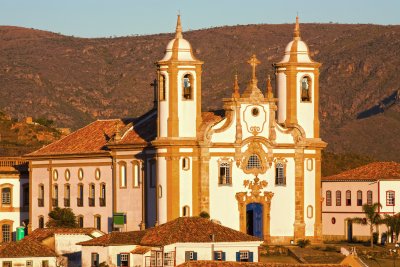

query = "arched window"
[120, 162, 127, 188]
[52, 184, 58, 208]
[1, 188, 11, 205]
[183, 74, 193, 100]
[89, 183, 95, 207]
[182, 157, 190, 171]
[132, 162, 140, 188]
[275, 162, 286, 185]
[326, 190, 332, 206]
[183, 206, 190, 217]
[346, 190, 351, 206]
[301, 76, 311, 102]
[367, 190, 373, 205]
[357, 190, 363, 206]
[77, 184, 84, 207]
[159, 74, 166, 101]
[219, 161, 231, 185]
[1, 224, 11, 242]
[64, 184, 70, 207]
[38, 216, 44, 229]
[38, 184, 44, 207]
[246, 154, 262, 170]
[77, 216, 84, 228]
[336, 191, 341, 206]
[100, 183, 106, 207]
[94, 215, 101, 230]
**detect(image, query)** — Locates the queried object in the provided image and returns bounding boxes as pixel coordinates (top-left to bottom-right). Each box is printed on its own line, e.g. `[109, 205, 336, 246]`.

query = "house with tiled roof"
[24, 228, 104, 267]
[322, 161, 400, 242]
[79, 217, 263, 267]
[26, 14, 326, 246]
[0, 239, 59, 267]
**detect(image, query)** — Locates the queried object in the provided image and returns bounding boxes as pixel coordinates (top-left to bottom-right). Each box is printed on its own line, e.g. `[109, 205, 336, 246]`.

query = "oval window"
[65, 169, 70, 181]
[331, 217, 336, 224]
[95, 168, 101, 180]
[251, 107, 259, 117]
[53, 169, 58, 181]
[78, 168, 84, 180]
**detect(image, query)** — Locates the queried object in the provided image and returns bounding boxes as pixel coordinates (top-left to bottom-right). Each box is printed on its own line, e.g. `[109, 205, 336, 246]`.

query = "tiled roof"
[323, 162, 400, 181]
[177, 262, 347, 267]
[78, 230, 146, 246]
[140, 217, 261, 246]
[24, 228, 101, 242]
[0, 239, 57, 258]
[131, 245, 152, 254]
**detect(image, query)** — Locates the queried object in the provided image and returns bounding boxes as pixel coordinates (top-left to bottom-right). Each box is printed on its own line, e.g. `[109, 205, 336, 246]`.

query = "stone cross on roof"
[247, 54, 260, 82]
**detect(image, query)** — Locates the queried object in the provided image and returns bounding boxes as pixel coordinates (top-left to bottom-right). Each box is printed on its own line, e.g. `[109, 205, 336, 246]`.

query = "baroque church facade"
[27, 16, 326, 244]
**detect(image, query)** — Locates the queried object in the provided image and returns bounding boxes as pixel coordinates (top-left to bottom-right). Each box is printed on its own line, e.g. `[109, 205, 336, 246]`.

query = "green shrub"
[297, 239, 311, 248]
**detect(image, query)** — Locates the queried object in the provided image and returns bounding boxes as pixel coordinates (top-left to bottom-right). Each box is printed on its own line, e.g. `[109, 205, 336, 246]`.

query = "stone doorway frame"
[236, 176, 274, 242]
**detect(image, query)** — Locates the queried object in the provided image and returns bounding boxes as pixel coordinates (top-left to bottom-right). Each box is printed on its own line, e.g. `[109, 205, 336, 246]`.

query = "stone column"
[294, 149, 305, 240]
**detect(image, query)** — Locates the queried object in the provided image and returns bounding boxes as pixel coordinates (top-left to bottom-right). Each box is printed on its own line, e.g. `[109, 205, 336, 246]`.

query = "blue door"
[246, 203, 263, 238]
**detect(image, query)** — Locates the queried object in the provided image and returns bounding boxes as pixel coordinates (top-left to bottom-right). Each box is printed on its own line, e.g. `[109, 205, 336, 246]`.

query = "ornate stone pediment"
[237, 141, 273, 176]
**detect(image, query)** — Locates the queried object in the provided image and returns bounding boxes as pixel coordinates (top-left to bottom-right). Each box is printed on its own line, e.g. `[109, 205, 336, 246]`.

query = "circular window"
[331, 217, 336, 224]
[53, 169, 58, 181]
[251, 107, 259, 117]
[78, 168, 84, 180]
[65, 169, 70, 181]
[95, 168, 101, 180]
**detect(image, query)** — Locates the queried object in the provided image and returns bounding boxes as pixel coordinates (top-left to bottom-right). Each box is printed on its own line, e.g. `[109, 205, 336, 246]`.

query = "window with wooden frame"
[246, 154, 262, 170]
[185, 251, 197, 261]
[91, 253, 99, 267]
[336, 191, 341, 206]
[237, 251, 253, 262]
[159, 74, 166, 101]
[300, 76, 312, 102]
[89, 183, 95, 207]
[119, 162, 127, 188]
[275, 162, 286, 186]
[1, 224, 11, 242]
[182, 157, 190, 171]
[100, 183, 106, 207]
[77, 183, 84, 207]
[26, 261, 33, 267]
[42, 261, 49, 267]
[64, 184, 70, 207]
[326, 190, 332, 206]
[218, 159, 232, 185]
[387, 191, 395, 206]
[346, 190, 351, 206]
[164, 251, 174, 267]
[132, 161, 140, 188]
[38, 184, 44, 207]
[77, 215, 84, 228]
[182, 205, 190, 217]
[38, 216, 44, 228]
[182, 73, 194, 100]
[52, 184, 58, 208]
[367, 190, 373, 205]
[94, 215, 101, 230]
[357, 190, 363, 206]
[1, 187, 11, 206]
[2, 262, 12, 267]
[214, 251, 226, 261]
[118, 253, 129, 267]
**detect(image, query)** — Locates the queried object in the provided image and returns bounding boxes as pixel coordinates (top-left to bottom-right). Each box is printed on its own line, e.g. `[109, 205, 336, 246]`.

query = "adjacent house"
[79, 217, 263, 267]
[322, 161, 400, 242]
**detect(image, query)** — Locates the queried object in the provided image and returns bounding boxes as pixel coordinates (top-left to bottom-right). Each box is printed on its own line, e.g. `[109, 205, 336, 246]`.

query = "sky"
[0, 0, 399, 38]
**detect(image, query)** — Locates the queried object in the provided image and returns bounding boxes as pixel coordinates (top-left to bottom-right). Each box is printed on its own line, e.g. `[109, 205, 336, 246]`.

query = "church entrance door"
[246, 203, 263, 238]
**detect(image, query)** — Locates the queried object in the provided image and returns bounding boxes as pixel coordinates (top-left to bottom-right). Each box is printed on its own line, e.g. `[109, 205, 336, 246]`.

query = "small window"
[307, 205, 313, 219]
[42, 261, 49, 267]
[275, 162, 286, 185]
[77, 216, 84, 228]
[2, 262, 12, 267]
[89, 184, 95, 207]
[301, 76, 311, 102]
[95, 168, 101, 180]
[133, 162, 140, 187]
[336, 191, 341, 206]
[64, 184, 70, 207]
[326, 190, 332, 206]
[159, 74, 166, 101]
[185, 251, 197, 261]
[38, 184, 44, 207]
[65, 169, 70, 181]
[219, 161, 231, 185]
[77, 184, 84, 207]
[331, 217, 336, 224]
[357, 190, 363, 206]
[1, 188, 11, 205]
[95, 215, 101, 230]
[26, 261, 33, 267]
[239, 251, 249, 262]
[183, 74, 193, 100]
[246, 154, 261, 170]
[91, 253, 99, 267]
[1, 224, 11, 242]
[251, 107, 259, 117]
[78, 168, 84, 180]
[38, 216, 44, 228]
[346, 190, 351, 206]
[183, 205, 190, 217]
[53, 169, 58, 181]
[52, 184, 58, 208]
[120, 162, 127, 188]
[120, 253, 129, 266]
[214, 251, 225, 261]
[367, 190, 373, 205]
[100, 183, 106, 207]
[387, 191, 395, 206]
[182, 157, 190, 171]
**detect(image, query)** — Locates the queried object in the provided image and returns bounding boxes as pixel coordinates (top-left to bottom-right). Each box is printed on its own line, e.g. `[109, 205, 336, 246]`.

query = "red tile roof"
[0, 239, 57, 258]
[78, 230, 147, 246]
[323, 162, 400, 181]
[131, 245, 152, 254]
[24, 228, 101, 242]
[177, 261, 347, 267]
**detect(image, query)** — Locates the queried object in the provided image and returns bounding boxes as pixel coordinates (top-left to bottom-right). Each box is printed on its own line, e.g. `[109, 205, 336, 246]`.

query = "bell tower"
[274, 17, 321, 138]
[156, 15, 203, 139]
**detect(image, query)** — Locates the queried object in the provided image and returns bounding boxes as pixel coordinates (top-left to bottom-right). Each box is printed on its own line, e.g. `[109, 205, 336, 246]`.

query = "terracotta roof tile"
[177, 261, 347, 267]
[131, 245, 152, 254]
[323, 162, 400, 181]
[140, 217, 261, 246]
[78, 230, 146, 246]
[24, 228, 101, 242]
[0, 239, 57, 258]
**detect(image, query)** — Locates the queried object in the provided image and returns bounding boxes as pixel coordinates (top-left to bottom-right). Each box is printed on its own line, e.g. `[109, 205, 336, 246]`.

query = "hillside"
[0, 23, 399, 163]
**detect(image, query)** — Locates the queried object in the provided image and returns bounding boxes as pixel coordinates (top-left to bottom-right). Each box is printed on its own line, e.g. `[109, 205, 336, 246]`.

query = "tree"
[382, 214, 400, 244]
[352, 202, 382, 248]
[46, 207, 78, 228]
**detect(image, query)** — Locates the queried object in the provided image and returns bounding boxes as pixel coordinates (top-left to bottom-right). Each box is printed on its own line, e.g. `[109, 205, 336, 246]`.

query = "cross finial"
[175, 14, 183, 39]
[247, 54, 261, 82]
[294, 15, 300, 39]
[233, 72, 240, 98]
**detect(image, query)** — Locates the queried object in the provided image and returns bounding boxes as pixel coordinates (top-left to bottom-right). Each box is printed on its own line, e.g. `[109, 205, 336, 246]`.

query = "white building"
[27, 15, 325, 244]
[0, 157, 29, 242]
[79, 217, 263, 267]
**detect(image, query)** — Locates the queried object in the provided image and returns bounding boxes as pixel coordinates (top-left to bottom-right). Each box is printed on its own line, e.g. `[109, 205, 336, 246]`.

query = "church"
[27, 16, 326, 244]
